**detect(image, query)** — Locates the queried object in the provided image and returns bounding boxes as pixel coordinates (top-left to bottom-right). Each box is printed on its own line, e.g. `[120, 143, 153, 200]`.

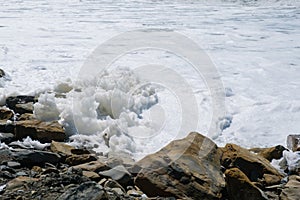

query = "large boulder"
[225, 168, 268, 200]
[15, 120, 65, 143]
[221, 143, 283, 182]
[134, 132, 225, 199]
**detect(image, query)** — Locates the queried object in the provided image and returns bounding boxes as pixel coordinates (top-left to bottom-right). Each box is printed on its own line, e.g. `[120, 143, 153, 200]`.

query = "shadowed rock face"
[225, 168, 268, 200]
[134, 132, 225, 199]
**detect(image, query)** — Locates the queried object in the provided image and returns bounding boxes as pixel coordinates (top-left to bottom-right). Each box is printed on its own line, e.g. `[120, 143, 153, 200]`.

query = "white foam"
[34, 93, 60, 121]
[9, 136, 50, 150]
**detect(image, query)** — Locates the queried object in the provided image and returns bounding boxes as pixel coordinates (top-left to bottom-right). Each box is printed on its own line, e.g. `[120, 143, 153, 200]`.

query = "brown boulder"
[225, 168, 268, 200]
[221, 143, 283, 182]
[0, 107, 14, 120]
[249, 145, 287, 161]
[15, 120, 65, 143]
[134, 132, 225, 199]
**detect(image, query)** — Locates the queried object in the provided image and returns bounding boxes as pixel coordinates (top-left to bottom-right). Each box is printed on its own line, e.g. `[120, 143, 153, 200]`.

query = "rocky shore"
[0, 93, 300, 199]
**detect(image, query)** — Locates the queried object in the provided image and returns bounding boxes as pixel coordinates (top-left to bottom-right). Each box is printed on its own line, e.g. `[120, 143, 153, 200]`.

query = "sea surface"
[0, 0, 300, 159]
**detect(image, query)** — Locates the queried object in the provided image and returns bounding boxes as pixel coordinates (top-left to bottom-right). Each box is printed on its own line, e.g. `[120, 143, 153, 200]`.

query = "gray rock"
[280, 175, 300, 200]
[287, 135, 300, 152]
[0, 132, 14, 143]
[16, 171, 28, 176]
[100, 165, 132, 187]
[6, 161, 21, 168]
[57, 181, 105, 200]
[12, 149, 61, 167]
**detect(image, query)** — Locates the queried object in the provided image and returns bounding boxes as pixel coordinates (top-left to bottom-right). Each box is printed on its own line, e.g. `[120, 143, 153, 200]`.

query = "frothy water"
[0, 0, 300, 159]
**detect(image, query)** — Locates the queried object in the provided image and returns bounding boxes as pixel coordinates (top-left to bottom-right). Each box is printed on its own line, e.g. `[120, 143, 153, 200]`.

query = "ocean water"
[0, 0, 300, 159]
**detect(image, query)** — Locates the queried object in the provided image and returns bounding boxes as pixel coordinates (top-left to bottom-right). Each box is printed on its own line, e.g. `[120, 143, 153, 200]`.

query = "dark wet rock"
[225, 168, 268, 200]
[12, 149, 61, 167]
[0, 120, 14, 133]
[287, 135, 300, 152]
[134, 132, 225, 199]
[0, 170, 16, 179]
[42, 168, 59, 175]
[221, 143, 283, 182]
[0, 132, 14, 143]
[249, 145, 287, 161]
[70, 148, 91, 155]
[6, 96, 37, 114]
[100, 165, 133, 188]
[280, 175, 300, 200]
[73, 160, 109, 173]
[0, 107, 14, 120]
[57, 181, 106, 200]
[65, 154, 97, 166]
[0, 68, 5, 78]
[15, 120, 65, 143]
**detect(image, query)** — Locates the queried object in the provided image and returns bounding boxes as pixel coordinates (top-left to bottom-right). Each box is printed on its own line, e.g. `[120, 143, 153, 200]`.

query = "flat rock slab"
[11, 149, 61, 167]
[15, 120, 65, 143]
